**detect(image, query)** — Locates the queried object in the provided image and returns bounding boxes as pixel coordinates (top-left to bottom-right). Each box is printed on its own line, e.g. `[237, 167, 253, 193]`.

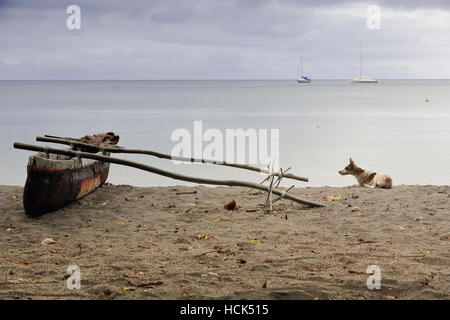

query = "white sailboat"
[297, 53, 311, 83]
[352, 43, 378, 83]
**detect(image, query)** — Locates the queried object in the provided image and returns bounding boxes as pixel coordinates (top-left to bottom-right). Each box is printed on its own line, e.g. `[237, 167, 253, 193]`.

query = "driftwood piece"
[14, 142, 325, 208]
[36, 136, 309, 183]
[175, 191, 197, 195]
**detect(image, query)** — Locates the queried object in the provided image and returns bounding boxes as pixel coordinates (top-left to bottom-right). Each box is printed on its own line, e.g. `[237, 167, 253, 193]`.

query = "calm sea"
[1, 80, 449, 187]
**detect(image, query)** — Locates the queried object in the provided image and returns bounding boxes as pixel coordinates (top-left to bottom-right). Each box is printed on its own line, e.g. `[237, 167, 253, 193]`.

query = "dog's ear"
[349, 158, 354, 164]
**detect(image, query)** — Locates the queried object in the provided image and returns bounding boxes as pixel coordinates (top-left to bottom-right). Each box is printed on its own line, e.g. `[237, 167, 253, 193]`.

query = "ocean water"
[1, 80, 449, 188]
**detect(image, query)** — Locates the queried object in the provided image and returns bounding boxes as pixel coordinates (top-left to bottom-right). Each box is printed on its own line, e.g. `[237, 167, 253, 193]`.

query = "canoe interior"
[23, 152, 110, 217]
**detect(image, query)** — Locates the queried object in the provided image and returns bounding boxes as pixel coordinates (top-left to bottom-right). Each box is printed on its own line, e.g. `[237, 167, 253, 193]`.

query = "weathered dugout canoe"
[23, 152, 110, 217]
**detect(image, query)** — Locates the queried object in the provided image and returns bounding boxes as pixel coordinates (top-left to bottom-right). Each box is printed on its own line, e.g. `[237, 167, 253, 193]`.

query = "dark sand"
[1, 184, 449, 300]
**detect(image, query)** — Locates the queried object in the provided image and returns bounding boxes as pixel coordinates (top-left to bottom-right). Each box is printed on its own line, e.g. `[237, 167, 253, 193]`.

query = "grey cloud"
[0, 0, 449, 79]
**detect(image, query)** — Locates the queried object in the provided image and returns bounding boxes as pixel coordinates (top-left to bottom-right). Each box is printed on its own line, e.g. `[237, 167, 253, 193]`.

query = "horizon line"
[1, 78, 450, 81]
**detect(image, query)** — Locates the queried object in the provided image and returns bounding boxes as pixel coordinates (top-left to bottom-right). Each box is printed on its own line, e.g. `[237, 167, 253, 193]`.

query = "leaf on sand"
[324, 194, 342, 201]
[188, 202, 197, 206]
[302, 266, 318, 272]
[192, 234, 217, 240]
[101, 202, 107, 206]
[350, 207, 361, 212]
[302, 241, 315, 245]
[106, 247, 113, 252]
[358, 238, 375, 244]
[122, 287, 135, 291]
[125, 195, 144, 202]
[9, 195, 18, 200]
[416, 248, 431, 255]
[437, 189, 447, 193]
[6, 228, 13, 232]
[383, 294, 397, 300]
[137, 245, 152, 249]
[207, 272, 219, 277]
[113, 221, 125, 225]
[9, 278, 24, 284]
[212, 218, 221, 222]
[398, 226, 405, 230]
[128, 280, 163, 288]
[180, 288, 189, 295]
[41, 238, 56, 245]
[348, 270, 365, 275]
[414, 217, 423, 221]
[251, 239, 263, 245]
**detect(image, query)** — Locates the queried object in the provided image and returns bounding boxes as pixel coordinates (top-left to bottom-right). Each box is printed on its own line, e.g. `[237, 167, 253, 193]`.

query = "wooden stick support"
[14, 142, 325, 208]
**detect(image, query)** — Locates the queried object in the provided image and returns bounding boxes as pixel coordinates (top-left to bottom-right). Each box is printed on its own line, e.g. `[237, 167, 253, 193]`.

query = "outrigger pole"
[36, 135, 309, 183]
[13, 142, 325, 208]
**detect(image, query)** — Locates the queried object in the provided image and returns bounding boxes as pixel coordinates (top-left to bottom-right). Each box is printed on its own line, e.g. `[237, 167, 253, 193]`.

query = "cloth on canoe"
[79, 132, 120, 146]
[64, 132, 120, 153]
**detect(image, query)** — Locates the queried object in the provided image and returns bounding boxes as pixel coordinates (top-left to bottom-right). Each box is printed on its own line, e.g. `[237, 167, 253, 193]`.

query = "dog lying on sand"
[339, 158, 392, 189]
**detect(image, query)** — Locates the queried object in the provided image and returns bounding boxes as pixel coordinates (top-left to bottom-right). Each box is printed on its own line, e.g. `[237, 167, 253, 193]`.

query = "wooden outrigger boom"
[36, 135, 309, 183]
[14, 142, 325, 208]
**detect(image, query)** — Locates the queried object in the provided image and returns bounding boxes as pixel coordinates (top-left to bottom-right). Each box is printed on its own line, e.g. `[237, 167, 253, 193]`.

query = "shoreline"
[2, 183, 450, 188]
[1, 184, 449, 299]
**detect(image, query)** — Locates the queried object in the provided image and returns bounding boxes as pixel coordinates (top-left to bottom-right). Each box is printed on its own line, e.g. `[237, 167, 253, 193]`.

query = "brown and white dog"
[339, 158, 392, 189]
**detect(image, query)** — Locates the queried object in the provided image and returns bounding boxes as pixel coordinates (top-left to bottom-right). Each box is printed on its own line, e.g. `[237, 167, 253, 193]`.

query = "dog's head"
[339, 158, 357, 175]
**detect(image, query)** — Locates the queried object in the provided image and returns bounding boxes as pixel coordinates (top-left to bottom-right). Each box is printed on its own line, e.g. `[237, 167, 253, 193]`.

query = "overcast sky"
[0, 0, 449, 79]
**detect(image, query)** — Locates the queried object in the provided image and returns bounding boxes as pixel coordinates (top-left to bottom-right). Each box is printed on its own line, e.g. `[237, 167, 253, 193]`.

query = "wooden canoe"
[23, 152, 110, 217]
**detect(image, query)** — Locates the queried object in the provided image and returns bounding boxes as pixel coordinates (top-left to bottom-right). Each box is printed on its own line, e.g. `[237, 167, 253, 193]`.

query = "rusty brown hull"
[23, 154, 109, 217]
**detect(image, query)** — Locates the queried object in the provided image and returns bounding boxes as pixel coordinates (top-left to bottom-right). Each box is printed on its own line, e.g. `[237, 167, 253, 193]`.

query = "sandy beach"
[1, 184, 449, 300]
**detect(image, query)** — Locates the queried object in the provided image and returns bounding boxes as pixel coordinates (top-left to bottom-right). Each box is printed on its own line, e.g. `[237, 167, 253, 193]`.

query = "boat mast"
[301, 53, 304, 77]
[359, 42, 363, 78]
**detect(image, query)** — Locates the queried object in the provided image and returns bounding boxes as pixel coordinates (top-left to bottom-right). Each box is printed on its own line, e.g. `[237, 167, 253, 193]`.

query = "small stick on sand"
[175, 191, 197, 195]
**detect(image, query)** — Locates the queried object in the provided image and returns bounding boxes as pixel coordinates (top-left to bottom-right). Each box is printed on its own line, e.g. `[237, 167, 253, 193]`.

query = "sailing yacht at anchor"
[352, 43, 378, 83]
[297, 53, 311, 83]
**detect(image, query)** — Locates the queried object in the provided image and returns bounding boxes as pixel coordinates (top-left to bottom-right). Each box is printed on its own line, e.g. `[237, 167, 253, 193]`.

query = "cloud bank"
[0, 0, 449, 79]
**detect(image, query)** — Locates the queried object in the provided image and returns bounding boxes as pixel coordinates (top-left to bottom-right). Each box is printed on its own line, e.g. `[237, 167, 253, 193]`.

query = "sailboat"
[297, 53, 311, 83]
[352, 43, 378, 83]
